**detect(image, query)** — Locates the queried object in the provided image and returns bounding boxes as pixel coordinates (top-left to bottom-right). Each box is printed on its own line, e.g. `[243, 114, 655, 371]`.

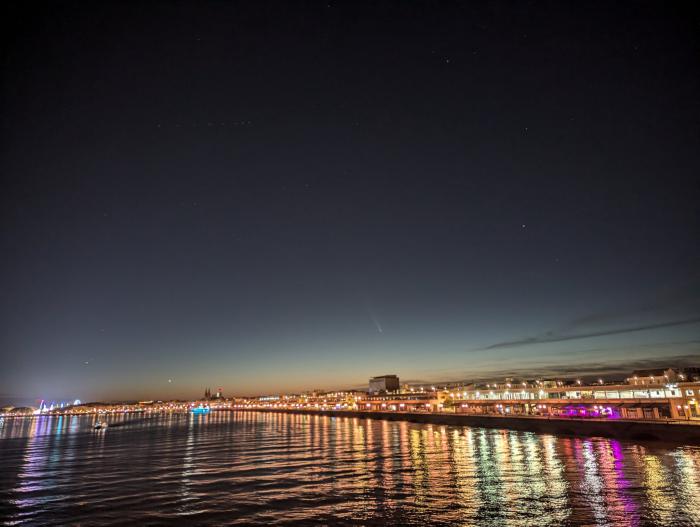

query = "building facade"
[369, 375, 400, 394]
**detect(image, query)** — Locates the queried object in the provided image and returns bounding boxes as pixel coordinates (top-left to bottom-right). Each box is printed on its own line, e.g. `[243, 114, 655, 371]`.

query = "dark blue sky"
[1, 1, 699, 404]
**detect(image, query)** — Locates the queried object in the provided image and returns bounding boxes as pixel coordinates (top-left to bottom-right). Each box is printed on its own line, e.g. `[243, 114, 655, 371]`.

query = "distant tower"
[204, 388, 211, 400]
[216, 387, 222, 399]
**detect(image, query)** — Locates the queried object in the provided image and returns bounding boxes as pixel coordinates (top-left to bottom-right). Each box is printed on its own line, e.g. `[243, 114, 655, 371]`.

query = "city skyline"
[4, 352, 700, 407]
[2, 1, 699, 406]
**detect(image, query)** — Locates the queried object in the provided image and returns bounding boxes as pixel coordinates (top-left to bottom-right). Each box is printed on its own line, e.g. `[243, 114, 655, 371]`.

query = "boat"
[191, 404, 210, 414]
[94, 421, 108, 430]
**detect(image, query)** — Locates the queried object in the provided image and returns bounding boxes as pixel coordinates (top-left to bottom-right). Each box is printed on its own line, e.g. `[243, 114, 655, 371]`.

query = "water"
[1, 412, 699, 526]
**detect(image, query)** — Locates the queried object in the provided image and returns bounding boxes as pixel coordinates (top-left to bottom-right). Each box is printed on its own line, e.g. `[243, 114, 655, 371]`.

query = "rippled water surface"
[1, 412, 699, 526]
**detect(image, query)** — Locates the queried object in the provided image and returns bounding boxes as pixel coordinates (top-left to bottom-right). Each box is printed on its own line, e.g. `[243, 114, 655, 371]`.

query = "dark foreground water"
[1, 412, 699, 526]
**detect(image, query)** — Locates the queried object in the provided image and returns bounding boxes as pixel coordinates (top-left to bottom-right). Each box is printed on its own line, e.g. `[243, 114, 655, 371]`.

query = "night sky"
[2, 1, 699, 404]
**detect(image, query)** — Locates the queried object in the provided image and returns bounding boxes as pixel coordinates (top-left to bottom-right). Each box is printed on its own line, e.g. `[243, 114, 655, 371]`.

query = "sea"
[0, 411, 699, 526]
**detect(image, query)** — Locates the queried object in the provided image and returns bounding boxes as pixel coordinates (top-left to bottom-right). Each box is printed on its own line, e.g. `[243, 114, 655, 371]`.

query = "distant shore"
[243, 408, 700, 443]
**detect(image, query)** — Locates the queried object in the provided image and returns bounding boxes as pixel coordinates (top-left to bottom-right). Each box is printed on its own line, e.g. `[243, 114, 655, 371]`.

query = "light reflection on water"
[0, 412, 699, 526]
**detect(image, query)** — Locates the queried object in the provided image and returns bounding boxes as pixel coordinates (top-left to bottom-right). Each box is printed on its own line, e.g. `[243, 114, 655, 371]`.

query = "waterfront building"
[236, 369, 700, 424]
[445, 376, 699, 421]
[245, 390, 368, 410]
[369, 375, 400, 394]
[678, 381, 699, 418]
[362, 391, 441, 412]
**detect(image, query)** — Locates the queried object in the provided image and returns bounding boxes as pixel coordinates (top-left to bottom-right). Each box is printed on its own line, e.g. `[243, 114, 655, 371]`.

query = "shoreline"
[243, 408, 700, 443]
[3, 408, 699, 443]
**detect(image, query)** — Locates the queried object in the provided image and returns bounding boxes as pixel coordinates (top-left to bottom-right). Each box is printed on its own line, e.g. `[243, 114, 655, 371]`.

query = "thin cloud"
[418, 353, 700, 385]
[477, 317, 700, 351]
[472, 354, 700, 381]
[568, 285, 700, 329]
